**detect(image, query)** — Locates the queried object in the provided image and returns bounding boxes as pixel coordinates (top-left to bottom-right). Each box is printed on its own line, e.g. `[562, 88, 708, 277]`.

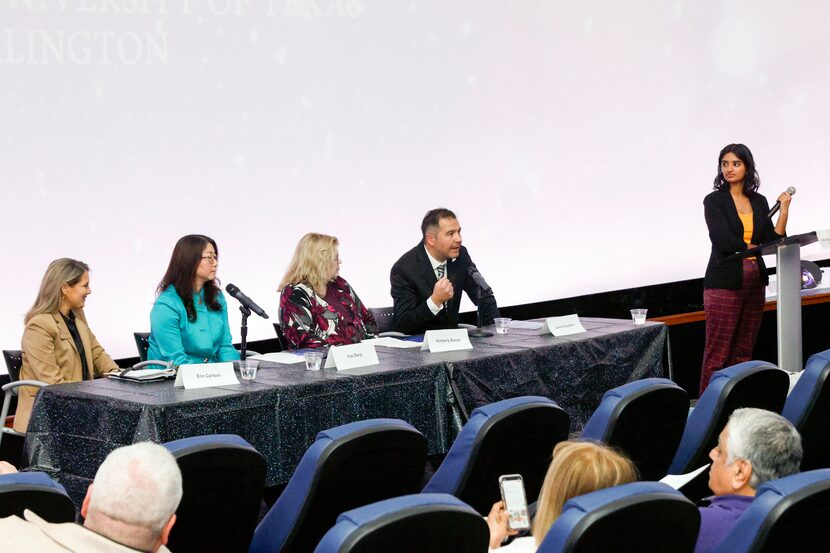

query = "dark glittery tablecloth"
[23, 318, 666, 506]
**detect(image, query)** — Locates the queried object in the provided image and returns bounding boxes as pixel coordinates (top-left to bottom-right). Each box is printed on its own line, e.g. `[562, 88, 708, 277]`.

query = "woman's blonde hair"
[279, 233, 339, 294]
[25, 258, 90, 323]
[532, 440, 638, 545]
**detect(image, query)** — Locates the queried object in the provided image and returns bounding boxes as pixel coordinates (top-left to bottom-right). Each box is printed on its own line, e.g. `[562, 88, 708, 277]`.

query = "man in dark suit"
[390, 208, 500, 334]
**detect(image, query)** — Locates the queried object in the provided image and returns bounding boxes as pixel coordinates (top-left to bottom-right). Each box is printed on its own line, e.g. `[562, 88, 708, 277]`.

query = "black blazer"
[703, 189, 784, 289]
[390, 243, 500, 334]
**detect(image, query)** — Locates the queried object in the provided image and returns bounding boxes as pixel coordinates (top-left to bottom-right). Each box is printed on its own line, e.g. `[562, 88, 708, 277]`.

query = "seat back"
[2, 350, 22, 383]
[422, 396, 570, 514]
[782, 350, 830, 471]
[368, 307, 396, 334]
[669, 361, 789, 475]
[164, 434, 266, 553]
[133, 332, 150, 362]
[272, 323, 288, 351]
[581, 378, 689, 481]
[538, 482, 700, 553]
[0, 471, 76, 522]
[250, 418, 428, 553]
[712, 469, 830, 553]
[314, 494, 489, 553]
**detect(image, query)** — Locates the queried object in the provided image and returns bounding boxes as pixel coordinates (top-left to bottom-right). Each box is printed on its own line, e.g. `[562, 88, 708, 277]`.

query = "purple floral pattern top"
[279, 276, 376, 349]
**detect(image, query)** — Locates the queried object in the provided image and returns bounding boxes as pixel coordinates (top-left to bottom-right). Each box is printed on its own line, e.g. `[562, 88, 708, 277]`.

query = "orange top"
[738, 211, 753, 245]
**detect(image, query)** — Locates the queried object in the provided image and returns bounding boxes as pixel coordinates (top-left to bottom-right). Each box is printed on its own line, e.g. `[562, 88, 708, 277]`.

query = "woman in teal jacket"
[148, 234, 239, 366]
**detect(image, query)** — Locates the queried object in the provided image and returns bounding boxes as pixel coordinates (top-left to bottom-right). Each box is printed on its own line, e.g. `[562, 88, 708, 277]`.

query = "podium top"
[736, 231, 819, 258]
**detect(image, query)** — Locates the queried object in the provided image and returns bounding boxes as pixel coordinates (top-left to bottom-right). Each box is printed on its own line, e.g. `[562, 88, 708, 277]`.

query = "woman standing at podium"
[16, 258, 119, 431]
[148, 234, 239, 366]
[701, 144, 791, 394]
[278, 233, 376, 349]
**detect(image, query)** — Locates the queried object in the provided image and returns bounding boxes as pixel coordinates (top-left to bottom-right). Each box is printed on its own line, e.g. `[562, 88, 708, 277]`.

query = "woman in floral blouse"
[278, 233, 376, 349]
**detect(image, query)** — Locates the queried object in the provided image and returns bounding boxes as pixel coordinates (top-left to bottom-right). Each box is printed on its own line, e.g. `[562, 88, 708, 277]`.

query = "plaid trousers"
[700, 259, 765, 395]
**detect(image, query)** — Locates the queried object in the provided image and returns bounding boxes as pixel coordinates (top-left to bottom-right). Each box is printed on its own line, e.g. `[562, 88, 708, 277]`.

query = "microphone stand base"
[467, 328, 494, 338]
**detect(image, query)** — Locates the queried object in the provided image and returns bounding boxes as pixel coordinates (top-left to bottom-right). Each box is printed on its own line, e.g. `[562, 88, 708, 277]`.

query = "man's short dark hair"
[421, 208, 457, 239]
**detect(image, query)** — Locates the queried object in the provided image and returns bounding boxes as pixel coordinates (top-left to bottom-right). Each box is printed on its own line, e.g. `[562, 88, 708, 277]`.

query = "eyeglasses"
[201, 255, 219, 264]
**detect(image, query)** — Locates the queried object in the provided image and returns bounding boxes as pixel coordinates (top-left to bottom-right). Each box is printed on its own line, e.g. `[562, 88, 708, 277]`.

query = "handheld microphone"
[768, 186, 796, 218]
[225, 284, 269, 319]
[467, 266, 493, 295]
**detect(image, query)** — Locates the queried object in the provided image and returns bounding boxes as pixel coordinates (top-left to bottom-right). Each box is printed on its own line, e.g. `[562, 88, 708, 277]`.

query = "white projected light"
[1, 1, 828, 360]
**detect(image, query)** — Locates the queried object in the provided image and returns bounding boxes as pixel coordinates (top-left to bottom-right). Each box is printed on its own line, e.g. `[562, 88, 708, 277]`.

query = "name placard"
[541, 314, 587, 337]
[324, 342, 380, 370]
[421, 329, 474, 353]
[174, 362, 239, 389]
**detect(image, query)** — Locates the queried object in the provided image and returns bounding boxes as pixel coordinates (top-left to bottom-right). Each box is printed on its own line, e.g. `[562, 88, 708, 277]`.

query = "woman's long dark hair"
[157, 234, 221, 322]
[713, 143, 760, 195]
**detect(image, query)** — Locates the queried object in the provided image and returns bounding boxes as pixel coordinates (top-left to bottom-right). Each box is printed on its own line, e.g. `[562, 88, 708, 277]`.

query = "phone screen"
[499, 475, 530, 530]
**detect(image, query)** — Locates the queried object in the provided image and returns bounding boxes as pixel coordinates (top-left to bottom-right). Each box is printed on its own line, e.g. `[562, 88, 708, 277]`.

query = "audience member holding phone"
[486, 441, 637, 551]
[16, 258, 119, 432]
[147, 234, 239, 366]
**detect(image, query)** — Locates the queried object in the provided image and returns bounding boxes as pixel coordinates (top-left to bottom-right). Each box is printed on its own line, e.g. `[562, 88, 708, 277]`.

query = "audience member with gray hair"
[694, 408, 802, 553]
[0, 441, 183, 552]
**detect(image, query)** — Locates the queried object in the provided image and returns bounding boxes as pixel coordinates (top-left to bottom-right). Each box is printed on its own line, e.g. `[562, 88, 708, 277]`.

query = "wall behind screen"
[1, 0, 828, 359]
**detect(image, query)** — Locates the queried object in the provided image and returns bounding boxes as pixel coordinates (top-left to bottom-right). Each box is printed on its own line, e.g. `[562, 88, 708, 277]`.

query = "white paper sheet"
[362, 337, 423, 349]
[659, 464, 710, 490]
[248, 352, 305, 364]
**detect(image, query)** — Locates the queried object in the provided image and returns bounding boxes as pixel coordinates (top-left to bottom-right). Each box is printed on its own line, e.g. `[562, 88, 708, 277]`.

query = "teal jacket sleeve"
[148, 293, 203, 367]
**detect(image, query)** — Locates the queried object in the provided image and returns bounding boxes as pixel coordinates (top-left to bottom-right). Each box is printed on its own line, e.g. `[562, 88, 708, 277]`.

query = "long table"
[23, 318, 667, 506]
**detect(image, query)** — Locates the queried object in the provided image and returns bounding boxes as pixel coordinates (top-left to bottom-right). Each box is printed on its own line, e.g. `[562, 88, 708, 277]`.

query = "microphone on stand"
[768, 186, 796, 218]
[467, 266, 494, 337]
[225, 284, 269, 319]
[467, 266, 493, 296]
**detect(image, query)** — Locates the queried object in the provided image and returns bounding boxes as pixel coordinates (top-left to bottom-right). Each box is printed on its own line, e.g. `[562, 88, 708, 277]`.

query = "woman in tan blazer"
[15, 258, 118, 432]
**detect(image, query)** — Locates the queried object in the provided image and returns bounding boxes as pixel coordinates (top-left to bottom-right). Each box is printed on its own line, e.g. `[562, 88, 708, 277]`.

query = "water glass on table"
[239, 360, 259, 380]
[494, 317, 512, 334]
[630, 308, 648, 325]
[304, 350, 324, 371]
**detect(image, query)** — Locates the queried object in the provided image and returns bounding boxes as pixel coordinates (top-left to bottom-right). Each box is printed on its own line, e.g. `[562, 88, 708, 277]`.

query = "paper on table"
[248, 352, 305, 364]
[659, 464, 710, 490]
[508, 320, 544, 330]
[362, 337, 422, 349]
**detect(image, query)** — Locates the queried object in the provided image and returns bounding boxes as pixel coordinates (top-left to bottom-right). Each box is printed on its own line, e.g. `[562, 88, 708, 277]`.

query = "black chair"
[0, 471, 76, 522]
[2, 350, 22, 382]
[163, 434, 267, 553]
[272, 323, 288, 351]
[368, 306, 396, 334]
[581, 378, 689, 480]
[712, 469, 830, 553]
[314, 493, 489, 553]
[1, 350, 47, 454]
[249, 418, 428, 553]
[782, 350, 830, 471]
[133, 332, 150, 362]
[422, 396, 570, 514]
[537, 482, 700, 552]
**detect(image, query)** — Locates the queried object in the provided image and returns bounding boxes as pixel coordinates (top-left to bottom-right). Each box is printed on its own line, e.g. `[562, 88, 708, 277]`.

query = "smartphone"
[498, 474, 531, 531]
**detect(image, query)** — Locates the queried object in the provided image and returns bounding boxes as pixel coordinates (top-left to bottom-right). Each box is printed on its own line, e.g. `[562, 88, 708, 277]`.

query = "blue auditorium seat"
[422, 396, 570, 514]
[782, 350, 830, 471]
[164, 434, 266, 553]
[313, 493, 488, 553]
[712, 469, 830, 553]
[668, 361, 789, 476]
[249, 418, 428, 553]
[0, 471, 76, 522]
[537, 481, 700, 552]
[581, 377, 688, 480]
